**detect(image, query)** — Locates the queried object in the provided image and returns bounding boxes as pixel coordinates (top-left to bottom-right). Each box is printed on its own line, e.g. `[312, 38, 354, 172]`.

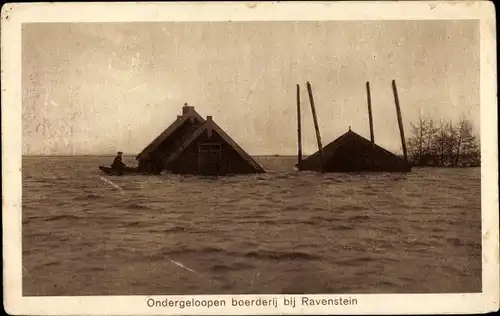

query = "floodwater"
[22, 156, 481, 296]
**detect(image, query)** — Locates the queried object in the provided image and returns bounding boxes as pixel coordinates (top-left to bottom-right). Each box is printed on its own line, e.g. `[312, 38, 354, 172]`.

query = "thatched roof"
[164, 116, 265, 173]
[298, 129, 410, 172]
[136, 105, 204, 160]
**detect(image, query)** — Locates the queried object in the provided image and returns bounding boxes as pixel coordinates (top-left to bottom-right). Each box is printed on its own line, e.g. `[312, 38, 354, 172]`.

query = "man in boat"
[111, 151, 127, 175]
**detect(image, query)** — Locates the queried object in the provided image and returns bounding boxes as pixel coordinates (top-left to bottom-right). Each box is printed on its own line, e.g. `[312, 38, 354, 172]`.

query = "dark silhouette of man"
[111, 151, 126, 175]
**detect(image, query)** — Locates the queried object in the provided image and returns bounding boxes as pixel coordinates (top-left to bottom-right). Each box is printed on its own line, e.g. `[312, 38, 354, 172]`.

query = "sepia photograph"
[2, 1, 498, 315]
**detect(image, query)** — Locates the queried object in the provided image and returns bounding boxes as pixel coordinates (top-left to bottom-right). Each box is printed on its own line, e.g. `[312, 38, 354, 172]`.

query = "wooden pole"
[392, 79, 408, 164]
[366, 81, 374, 143]
[296, 84, 303, 165]
[306, 81, 325, 171]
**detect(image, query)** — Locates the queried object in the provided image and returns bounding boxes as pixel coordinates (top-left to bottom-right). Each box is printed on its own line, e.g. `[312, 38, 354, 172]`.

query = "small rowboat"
[98, 166, 138, 176]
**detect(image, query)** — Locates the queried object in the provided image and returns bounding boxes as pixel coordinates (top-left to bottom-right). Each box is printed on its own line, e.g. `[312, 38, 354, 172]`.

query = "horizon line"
[21, 153, 412, 158]
[21, 154, 309, 157]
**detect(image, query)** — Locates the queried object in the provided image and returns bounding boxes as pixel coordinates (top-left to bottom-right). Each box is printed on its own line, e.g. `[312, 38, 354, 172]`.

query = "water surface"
[22, 156, 481, 295]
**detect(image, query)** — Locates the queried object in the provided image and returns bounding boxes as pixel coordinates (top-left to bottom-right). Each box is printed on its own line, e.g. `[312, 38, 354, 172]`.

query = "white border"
[2, 1, 498, 315]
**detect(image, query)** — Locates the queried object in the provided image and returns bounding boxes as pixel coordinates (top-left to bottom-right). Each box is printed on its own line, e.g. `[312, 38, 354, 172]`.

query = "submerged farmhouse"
[136, 104, 265, 176]
[296, 80, 412, 173]
[297, 128, 411, 172]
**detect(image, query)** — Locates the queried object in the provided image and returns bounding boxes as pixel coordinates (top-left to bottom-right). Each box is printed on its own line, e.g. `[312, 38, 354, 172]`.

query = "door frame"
[198, 142, 222, 175]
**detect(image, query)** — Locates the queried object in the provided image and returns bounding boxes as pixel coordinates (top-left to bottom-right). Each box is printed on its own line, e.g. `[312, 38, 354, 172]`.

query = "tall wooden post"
[392, 79, 408, 164]
[366, 81, 375, 143]
[296, 84, 303, 165]
[306, 81, 325, 172]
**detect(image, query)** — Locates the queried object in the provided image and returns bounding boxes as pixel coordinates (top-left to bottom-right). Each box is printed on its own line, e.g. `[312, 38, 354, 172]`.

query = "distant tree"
[434, 120, 449, 166]
[407, 115, 428, 165]
[424, 118, 439, 165]
[407, 114, 480, 167]
[455, 117, 480, 167]
[444, 121, 458, 167]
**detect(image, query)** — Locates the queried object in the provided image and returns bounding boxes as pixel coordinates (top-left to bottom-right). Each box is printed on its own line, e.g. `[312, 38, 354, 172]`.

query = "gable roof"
[136, 108, 205, 160]
[299, 129, 406, 168]
[299, 129, 353, 167]
[164, 118, 265, 173]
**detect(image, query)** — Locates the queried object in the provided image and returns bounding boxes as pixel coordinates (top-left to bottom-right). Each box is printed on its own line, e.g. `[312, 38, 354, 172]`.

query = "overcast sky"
[22, 20, 479, 156]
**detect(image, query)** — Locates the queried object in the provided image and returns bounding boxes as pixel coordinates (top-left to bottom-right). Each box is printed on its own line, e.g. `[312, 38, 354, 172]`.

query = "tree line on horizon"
[406, 115, 480, 167]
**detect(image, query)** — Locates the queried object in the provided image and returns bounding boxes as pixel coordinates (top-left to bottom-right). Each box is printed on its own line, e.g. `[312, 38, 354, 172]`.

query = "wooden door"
[198, 143, 222, 176]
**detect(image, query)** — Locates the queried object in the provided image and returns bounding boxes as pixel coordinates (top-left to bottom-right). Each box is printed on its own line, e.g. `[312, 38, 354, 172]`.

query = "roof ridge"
[136, 109, 205, 160]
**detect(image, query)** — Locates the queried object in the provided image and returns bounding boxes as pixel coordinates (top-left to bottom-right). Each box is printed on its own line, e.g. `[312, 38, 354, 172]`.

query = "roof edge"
[136, 109, 205, 160]
[210, 120, 265, 172]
